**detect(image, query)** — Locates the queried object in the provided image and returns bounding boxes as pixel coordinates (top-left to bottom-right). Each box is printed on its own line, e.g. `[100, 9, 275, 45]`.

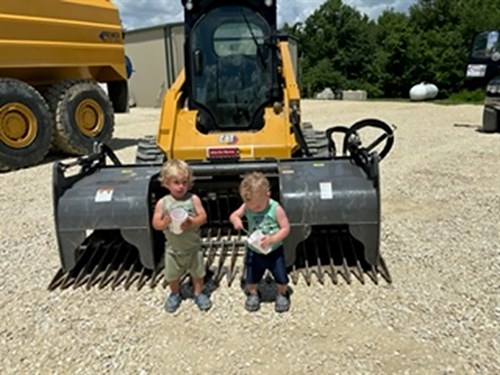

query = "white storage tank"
[409, 82, 439, 101]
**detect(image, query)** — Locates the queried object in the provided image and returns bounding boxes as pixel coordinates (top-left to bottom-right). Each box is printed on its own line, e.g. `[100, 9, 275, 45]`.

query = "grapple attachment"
[49, 120, 394, 290]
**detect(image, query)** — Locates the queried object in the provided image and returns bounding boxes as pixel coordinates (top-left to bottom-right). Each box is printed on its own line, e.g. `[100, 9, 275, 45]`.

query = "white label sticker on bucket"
[95, 188, 114, 202]
[319, 182, 333, 199]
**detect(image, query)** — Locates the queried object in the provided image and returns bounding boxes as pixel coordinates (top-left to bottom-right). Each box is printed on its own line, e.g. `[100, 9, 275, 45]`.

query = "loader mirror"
[193, 49, 203, 75]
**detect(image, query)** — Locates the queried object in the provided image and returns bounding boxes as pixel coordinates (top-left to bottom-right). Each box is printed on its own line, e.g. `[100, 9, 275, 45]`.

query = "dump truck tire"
[45, 80, 114, 154]
[0, 78, 53, 171]
[135, 135, 165, 164]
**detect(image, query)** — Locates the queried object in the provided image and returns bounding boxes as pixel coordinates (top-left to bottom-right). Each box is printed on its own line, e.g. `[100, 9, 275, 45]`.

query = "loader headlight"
[265, 0, 273, 6]
[185, 0, 193, 10]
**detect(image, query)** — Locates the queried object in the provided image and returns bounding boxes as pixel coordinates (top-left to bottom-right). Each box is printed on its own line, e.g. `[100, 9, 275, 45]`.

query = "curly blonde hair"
[159, 159, 193, 188]
[239, 172, 270, 202]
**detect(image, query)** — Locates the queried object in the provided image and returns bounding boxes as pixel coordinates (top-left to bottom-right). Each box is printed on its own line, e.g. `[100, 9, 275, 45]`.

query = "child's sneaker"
[245, 294, 260, 312]
[194, 293, 212, 311]
[164, 293, 182, 313]
[275, 294, 290, 313]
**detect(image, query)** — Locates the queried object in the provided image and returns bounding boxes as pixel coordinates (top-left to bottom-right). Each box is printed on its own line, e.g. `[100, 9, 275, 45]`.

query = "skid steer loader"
[49, 0, 395, 291]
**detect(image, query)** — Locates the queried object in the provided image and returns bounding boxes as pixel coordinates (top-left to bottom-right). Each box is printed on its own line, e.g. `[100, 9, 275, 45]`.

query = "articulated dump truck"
[49, 0, 395, 291]
[0, 0, 128, 171]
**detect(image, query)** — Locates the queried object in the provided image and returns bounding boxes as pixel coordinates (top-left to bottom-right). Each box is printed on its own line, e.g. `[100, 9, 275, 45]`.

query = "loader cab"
[183, 0, 281, 132]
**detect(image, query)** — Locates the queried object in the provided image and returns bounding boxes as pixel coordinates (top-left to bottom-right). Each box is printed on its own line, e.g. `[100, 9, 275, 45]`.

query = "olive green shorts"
[164, 246, 205, 282]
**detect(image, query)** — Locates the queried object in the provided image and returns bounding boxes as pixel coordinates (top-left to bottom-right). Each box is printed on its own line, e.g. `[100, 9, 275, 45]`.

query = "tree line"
[282, 0, 500, 99]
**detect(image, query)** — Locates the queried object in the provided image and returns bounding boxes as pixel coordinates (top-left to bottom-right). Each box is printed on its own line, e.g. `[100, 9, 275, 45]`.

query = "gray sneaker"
[164, 293, 182, 313]
[245, 294, 260, 312]
[275, 294, 290, 313]
[194, 293, 212, 311]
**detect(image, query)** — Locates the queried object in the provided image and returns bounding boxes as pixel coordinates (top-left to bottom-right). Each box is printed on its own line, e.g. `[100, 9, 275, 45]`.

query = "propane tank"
[409, 82, 439, 101]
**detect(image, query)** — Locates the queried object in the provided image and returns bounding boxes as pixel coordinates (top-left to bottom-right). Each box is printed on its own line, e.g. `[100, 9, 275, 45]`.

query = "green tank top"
[245, 199, 282, 252]
[162, 194, 201, 252]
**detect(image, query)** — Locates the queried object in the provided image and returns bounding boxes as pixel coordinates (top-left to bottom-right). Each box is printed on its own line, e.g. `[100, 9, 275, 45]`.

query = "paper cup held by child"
[169, 208, 188, 234]
[246, 229, 271, 254]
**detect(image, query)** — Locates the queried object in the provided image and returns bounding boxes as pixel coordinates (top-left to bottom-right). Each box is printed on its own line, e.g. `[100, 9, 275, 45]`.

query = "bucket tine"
[48, 268, 67, 291]
[149, 265, 164, 288]
[324, 235, 338, 285]
[227, 233, 240, 286]
[85, 239, 117, 290]
[378, 257, 392, 283]
[347, 236, 365, 285]
[98, 245, 123, 289]
[290, 264, 299, 285]
[111, 245, 134, 289]
[313, 236, 324, 285]
[214, 238, 227, 282]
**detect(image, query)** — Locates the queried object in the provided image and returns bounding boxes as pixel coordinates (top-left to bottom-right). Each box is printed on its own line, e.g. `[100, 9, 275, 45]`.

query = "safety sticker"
[319, 182, 333, 199]
[95, 188, 114, 202]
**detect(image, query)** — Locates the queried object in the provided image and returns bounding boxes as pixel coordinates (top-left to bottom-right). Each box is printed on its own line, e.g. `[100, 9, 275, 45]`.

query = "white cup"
[169, 208, 188, 234]
[246, 229, 271, 254]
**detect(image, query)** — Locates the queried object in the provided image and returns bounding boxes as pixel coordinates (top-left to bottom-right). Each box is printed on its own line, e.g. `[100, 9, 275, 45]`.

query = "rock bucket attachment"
[50, 120, 394, 292]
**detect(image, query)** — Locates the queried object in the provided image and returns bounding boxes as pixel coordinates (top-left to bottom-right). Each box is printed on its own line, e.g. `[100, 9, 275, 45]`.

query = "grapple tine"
[149, 265, 165, 289]
[98, 244, 123, 289]
[85, 242, 115, 290]
[347, 236, 365, 285]
[136, 266, 151, 291]
[214, 238, 226, 282]
[227, 240, 239, 287]
[47, 268, 68, 291]
[313, 237, 324, 285]
[325, 235, 338, 285]
[378, 256, 392, 283]
[111, 245, 134, 290]
[123, 258, 141, 290]
[290, 264, 299, 285]
[336, 235, 351, 284]
[366, 265, 379, 285]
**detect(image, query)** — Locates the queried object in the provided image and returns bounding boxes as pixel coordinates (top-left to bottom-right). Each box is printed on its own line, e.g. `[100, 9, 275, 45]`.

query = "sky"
[115, 0, 417, 31]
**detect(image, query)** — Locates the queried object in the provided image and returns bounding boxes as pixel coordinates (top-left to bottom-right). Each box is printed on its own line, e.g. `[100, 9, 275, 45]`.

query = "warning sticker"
[95, 188, 114, 202]
[319, 182, 333, 199]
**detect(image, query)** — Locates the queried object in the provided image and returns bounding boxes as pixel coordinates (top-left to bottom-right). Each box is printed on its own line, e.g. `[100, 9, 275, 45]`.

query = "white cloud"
[115, 0, 416, 31]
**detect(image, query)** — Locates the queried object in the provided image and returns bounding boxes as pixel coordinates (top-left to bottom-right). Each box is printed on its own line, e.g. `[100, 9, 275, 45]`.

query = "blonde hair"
[239, 172, 270, 202]
[159, 159, 193, 187]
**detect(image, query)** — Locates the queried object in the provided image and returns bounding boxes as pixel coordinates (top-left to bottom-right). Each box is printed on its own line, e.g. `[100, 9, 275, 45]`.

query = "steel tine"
[98, 244, 123, 289]
[111, 245, 134, 290]
[347, 236, 365, 285]
[378, 256, 392, 283]
[324, 231, 338, 285]
[47, 268, 68, 291]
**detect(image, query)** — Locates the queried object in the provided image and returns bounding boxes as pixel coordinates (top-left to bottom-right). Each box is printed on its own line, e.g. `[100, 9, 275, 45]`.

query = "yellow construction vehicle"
[49, 0, 395, 291]
[0, 0, 128, 171]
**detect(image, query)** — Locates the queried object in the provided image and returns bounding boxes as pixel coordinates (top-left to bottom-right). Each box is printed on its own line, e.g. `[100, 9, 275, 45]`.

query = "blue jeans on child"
[245, 245, 289, 285]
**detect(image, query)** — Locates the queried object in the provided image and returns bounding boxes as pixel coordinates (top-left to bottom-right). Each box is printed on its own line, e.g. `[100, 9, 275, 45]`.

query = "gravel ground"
[1, 100, 499, 374]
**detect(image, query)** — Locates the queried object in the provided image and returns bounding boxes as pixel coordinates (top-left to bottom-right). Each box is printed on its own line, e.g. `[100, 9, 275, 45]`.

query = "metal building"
[124, 23, 184, 108]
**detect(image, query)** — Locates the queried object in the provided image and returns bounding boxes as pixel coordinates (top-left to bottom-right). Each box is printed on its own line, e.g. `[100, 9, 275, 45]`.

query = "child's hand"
[260, 235, 273, 249]
[232, 218, 244, 231]
[180, 216, 192, 231]
[162, 212, 172, 226]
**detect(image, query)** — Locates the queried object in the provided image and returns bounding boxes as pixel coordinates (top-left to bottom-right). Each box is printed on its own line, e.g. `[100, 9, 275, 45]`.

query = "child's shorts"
[164, 246, 205, 282]
[245, 245, 289, 285]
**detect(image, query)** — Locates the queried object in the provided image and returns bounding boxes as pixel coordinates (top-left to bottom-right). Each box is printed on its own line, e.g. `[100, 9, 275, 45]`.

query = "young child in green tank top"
[152, 159, 212, 313]
[229, 172, 291, 313]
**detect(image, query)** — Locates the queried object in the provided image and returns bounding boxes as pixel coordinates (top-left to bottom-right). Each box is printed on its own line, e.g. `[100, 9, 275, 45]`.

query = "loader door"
[188, 5, 279, 131]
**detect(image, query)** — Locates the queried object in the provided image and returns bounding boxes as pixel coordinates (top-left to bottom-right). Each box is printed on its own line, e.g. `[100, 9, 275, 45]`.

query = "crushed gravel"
[1, 100, 499, 374]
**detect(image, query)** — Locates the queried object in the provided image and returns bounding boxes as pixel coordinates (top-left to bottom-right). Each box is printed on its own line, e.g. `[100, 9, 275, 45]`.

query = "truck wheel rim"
[75, 99, 104, 137]
[0, 103, 37, 148]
